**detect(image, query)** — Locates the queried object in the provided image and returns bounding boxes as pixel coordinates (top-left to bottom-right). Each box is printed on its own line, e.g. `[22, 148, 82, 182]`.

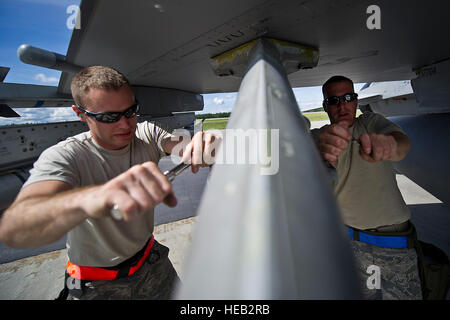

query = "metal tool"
[163, 162, 191, 182]
[351, 137, 360, 145]
[110, 162, 191, 220]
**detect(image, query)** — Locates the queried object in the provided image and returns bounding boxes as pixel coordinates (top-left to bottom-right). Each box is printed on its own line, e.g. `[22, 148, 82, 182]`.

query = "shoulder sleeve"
[22, 143, 80, 189]
[360, 112, 406, 136]
[135, 121, 174, 159]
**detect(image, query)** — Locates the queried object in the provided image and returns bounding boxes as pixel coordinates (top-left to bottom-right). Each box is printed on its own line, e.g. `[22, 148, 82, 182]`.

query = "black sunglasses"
[323, 93, 358, 106]
[76, 102, 139, 123]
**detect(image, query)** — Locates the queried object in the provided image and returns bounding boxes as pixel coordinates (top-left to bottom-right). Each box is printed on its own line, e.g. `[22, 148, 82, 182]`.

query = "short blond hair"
[71, 66, 131, 107]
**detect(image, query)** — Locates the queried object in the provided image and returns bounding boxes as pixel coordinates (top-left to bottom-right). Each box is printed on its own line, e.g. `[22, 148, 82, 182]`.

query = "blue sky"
[0, 0, 79, 86]
[0, 0, 363, 126]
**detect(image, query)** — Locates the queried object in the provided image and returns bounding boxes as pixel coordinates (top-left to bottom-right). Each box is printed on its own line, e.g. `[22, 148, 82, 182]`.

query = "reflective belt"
[67, 235, 154, 281]
[347, 226, 414, 249]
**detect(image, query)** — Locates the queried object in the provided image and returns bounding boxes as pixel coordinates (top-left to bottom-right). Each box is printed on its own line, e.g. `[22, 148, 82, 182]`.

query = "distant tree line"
[303, 107, 325, 112]
[195, 112, 231, 119]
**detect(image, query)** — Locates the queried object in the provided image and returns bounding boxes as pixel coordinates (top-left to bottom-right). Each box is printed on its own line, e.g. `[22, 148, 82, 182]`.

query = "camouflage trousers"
[350, 240, 422, 300]
[67, 240, 180, 300]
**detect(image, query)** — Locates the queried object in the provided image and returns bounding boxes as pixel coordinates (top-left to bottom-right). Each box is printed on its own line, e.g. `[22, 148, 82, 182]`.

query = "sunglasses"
[76, 102, 139, 123]
[323, 93, 358, 106]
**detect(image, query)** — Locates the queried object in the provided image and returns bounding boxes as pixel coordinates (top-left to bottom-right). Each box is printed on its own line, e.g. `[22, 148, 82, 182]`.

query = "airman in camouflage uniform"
[312, 75, 422, 299]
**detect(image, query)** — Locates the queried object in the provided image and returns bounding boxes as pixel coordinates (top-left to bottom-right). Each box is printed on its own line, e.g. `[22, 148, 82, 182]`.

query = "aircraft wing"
[356, 81, 417, 116]
[55, 0, 448, 95]
[0, 66, 73, 117]
[0, 83, 73, 109]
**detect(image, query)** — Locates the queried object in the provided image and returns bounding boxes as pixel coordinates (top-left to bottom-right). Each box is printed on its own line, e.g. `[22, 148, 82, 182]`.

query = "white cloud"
[213, 97, 224, 105]
[0, 107, 78, 127]
[48, 107, 78, 121]
[34, 73, 59, 84]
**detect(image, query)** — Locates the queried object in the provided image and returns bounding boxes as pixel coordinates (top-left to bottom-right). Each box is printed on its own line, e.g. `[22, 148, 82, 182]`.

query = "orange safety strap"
[67, 235, 154, 281]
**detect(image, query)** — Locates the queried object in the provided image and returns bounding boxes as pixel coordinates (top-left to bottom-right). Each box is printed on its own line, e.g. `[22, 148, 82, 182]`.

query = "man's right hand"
[82, 161, 176, 222]
[317, 122, 352, 167]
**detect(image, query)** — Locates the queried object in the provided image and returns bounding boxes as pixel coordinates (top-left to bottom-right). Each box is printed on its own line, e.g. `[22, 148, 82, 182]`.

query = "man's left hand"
[182, 131, 220, 173]
[358, 133, 398, 163]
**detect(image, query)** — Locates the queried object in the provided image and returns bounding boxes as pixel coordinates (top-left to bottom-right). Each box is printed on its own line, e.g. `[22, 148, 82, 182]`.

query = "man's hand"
[82, 161, 175, 222]
[317, 122, 352, 167]
[358, 132, 409, 163]
[181, 131, 220, 173]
